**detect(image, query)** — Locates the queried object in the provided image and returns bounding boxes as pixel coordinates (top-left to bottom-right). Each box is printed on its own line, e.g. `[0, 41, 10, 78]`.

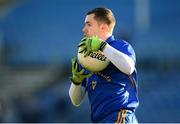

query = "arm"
[69, 58, 92, 106]
[103, 43, 135, 75]
[69, 83, 86, 106]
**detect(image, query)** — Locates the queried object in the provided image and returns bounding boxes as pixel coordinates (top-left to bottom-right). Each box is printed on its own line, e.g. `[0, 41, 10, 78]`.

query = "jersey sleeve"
[81, 79, 87, 88]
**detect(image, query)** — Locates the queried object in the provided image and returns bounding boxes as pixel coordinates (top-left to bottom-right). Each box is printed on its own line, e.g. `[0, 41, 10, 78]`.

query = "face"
[82, 14, 101, 37]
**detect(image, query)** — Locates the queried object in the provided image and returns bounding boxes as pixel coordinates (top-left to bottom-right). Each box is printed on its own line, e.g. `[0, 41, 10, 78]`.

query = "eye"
[87, 23, 91, 27]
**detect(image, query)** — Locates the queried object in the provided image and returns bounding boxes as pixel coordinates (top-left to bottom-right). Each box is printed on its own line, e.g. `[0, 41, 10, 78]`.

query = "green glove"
[70, 58, 92, 85]
[78, 36, 107, 57]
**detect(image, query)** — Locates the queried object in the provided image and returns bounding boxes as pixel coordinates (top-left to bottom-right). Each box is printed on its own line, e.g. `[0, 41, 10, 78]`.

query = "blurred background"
[0, 0, 180, 123]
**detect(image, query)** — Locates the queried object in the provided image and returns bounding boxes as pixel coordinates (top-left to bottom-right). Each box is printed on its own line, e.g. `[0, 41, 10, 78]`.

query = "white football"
[77, 49, 110, 72]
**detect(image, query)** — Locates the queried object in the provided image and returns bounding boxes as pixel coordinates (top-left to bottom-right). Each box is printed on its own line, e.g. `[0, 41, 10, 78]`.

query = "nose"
[82, 26, 86, 34]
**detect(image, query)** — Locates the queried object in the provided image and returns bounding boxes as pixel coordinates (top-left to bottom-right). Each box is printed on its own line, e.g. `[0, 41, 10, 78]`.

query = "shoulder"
[106, 36, 132, 48]
[109, 38, 135, 52]
[107, 37, 136, 61]
[111, 39, 129, 47]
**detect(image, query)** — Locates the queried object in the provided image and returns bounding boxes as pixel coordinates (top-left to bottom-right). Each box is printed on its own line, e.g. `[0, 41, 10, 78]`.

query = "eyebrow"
[85, 21, 91, 24]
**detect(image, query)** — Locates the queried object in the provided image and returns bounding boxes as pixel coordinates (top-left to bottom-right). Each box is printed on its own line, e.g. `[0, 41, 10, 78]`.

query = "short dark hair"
[87, 7, 116, 31]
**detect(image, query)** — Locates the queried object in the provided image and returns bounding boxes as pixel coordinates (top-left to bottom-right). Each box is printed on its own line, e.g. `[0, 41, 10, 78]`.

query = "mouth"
[84, 34, 91, 37]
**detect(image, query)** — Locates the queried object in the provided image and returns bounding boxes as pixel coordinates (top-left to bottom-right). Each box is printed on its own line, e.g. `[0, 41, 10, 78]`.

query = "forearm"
[69, 83, 86, 106]
[103, 43, 135, 75]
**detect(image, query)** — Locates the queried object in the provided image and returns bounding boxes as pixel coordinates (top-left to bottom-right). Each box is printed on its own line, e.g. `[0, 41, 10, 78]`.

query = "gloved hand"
[70, 58, 92, 85]
[78, 36, 107, 57]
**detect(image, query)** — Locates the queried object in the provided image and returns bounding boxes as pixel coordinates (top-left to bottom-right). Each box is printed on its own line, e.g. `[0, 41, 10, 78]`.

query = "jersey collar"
[105, 35, 115, 43]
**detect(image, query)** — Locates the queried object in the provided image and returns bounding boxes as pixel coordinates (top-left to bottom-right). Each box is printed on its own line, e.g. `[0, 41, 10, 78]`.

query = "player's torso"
[86, 63, 139, 122]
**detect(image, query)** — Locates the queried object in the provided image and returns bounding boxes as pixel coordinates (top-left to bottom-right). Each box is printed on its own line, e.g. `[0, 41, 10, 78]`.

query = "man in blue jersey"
[69, 7, 139, 123]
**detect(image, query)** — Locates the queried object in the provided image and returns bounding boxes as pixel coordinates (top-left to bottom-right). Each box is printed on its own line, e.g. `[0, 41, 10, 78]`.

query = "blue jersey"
[82, 36, 139, 122]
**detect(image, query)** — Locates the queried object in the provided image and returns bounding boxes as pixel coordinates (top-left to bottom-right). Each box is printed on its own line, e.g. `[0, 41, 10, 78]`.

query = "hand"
[70, 58, 92, 85]
[78, 36, 107, 57]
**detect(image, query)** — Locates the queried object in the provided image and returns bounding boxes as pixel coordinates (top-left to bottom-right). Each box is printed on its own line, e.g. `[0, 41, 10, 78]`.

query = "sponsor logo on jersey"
[95, 72, 112, 82]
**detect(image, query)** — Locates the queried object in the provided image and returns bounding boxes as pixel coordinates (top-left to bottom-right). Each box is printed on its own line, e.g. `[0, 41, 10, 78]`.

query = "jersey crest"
[92, 81, 97, 90]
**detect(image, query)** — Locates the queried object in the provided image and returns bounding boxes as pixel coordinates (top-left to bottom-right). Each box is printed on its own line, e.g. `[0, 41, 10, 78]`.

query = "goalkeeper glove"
[78, 36, 107, 57]
[70, 58, 92, 85]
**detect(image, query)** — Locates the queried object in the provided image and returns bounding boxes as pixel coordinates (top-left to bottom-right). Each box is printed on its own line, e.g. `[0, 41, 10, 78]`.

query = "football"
[77, 50, 110, 72]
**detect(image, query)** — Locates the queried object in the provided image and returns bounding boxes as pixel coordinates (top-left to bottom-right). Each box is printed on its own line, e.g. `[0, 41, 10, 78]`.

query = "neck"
[100, 32, 112, 42]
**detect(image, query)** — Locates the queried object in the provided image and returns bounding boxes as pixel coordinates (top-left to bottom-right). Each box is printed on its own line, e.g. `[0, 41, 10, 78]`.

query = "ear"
[100, 23, 109, 32]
